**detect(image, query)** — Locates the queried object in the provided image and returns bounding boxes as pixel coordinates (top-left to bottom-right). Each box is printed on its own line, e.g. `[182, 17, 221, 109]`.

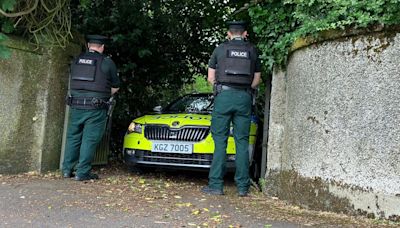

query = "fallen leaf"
[27, 171, 37, 176]
[154, 221, 169, 224]
[211, 214, 222, 222]
[176, 202, 192, 207]
[191, 209, 200, 215]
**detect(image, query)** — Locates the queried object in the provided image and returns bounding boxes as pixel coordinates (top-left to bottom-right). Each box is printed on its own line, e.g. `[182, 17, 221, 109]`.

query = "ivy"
[0, 0, 16, 58]
[0, 0, 74, 59]
[249, 0, 400, 73]
[249, 1, 297, 72]
[0, 32, 10, 58]
[1, 0, 15, 11]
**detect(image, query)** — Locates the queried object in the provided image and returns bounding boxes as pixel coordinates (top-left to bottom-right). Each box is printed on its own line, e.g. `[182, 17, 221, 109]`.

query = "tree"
[0, 0, 72, 58]
[70, 0, 250, 151]
[249, 0, 400, 73]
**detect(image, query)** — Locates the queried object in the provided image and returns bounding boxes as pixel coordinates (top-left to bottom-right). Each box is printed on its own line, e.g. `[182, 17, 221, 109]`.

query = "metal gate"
[92, 115, 112, 165]
[60, 99, 116, 169]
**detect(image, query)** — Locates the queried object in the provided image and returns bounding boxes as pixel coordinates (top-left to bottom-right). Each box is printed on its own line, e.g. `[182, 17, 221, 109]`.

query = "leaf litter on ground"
[1, 165, 399, 227]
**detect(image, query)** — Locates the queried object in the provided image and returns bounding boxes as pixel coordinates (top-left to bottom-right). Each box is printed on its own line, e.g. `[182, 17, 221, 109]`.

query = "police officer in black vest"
[62, 35, 120, 181]
[202, 21, 262, 196]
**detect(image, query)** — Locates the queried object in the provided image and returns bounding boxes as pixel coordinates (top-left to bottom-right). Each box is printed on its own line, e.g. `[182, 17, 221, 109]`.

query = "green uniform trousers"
[208, 89, 252, 192]
[62, 108, 107, 177]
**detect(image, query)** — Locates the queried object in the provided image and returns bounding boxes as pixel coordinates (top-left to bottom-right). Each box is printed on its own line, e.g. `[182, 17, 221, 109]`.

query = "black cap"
[227, 21, 247, 30]
[86, 35, 109, 45]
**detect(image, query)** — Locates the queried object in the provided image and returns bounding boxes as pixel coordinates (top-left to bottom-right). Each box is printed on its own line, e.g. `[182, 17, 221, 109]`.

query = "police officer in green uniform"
[202, 21, 262, 196]
[62, 35, 120, 181]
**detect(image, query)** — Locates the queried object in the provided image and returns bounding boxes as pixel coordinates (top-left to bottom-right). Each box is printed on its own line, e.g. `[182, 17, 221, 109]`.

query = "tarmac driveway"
[0, 165, 396, 228]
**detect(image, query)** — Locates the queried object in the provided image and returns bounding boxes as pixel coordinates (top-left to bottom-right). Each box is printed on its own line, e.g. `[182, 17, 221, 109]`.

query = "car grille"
[138, 150, 213, 166]
[144, 125, 210, 142]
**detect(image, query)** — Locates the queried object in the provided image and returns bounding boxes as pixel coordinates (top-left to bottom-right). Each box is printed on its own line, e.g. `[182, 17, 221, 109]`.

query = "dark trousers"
[208, 89, 252, 192]
[62, 108, 107, 177]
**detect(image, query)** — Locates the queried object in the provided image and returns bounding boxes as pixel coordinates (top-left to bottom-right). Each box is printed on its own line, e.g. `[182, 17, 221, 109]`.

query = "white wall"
[267, 31, 400, 219]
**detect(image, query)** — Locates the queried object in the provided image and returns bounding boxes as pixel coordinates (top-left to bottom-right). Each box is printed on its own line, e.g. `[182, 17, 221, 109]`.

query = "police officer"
[62, 35, 120, 181]
[202, 21, 262, 196]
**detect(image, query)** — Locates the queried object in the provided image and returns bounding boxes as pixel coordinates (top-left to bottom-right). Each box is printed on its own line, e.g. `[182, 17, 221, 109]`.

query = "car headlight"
[128, 122, 142, 134]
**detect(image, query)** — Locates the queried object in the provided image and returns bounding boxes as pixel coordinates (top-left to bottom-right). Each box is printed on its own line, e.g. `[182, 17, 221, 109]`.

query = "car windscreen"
[164, 94, 213, 114]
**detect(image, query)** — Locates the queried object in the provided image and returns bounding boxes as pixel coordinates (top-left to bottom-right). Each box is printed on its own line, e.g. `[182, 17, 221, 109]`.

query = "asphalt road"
[0, 166, 394, 228]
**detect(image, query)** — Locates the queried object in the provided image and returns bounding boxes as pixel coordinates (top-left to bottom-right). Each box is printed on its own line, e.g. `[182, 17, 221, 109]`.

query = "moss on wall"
[290, 25, 400, 53]
[40, 45, 81, 171]
[265, 170, 354, 214]
[0, 37, 80, 174]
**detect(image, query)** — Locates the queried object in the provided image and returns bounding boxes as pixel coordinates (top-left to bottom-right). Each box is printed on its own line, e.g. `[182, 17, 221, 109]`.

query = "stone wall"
[0, 37, 80, 174]
[266, 29, 400, 220]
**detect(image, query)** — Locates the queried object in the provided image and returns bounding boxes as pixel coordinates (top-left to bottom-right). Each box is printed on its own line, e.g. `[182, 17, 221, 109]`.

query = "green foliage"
[249, 0, 400, 72]
[70, 0, 248, 150]
[0, 33, 10, 58]
[0, 0, 73, 58]
[0, 0, 16, 59]
[0, 0, 73, 52]
[258, 177, 267, 193]
[180, 75, 213, 95]
[1, 18, 13, 33]
[1, 0, 15, 11]
[249, 1, 297, 71]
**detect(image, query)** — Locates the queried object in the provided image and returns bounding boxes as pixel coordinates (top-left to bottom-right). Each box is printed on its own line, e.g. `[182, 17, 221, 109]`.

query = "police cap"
[227, 21, 247, 30]
[86, 35, 109, 45]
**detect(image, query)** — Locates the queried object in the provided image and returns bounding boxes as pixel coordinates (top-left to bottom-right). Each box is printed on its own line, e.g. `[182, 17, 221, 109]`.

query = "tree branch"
[232, 0, 262, 16]
[0, 0, 39, 18]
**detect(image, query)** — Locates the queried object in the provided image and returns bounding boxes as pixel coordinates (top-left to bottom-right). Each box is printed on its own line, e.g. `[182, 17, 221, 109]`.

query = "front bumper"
[123, 149, 236, 169]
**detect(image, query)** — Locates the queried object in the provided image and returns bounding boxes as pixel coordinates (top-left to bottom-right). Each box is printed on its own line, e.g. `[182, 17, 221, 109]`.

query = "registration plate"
[151, 141, 193, 154]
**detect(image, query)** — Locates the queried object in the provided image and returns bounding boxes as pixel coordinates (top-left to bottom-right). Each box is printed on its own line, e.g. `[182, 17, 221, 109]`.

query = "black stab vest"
[70, 52, 111, 93]
[216, 40, 255, 87]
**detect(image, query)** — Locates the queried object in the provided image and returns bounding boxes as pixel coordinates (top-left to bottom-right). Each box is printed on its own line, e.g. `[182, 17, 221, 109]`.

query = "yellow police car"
[122, 93, 259, 175]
